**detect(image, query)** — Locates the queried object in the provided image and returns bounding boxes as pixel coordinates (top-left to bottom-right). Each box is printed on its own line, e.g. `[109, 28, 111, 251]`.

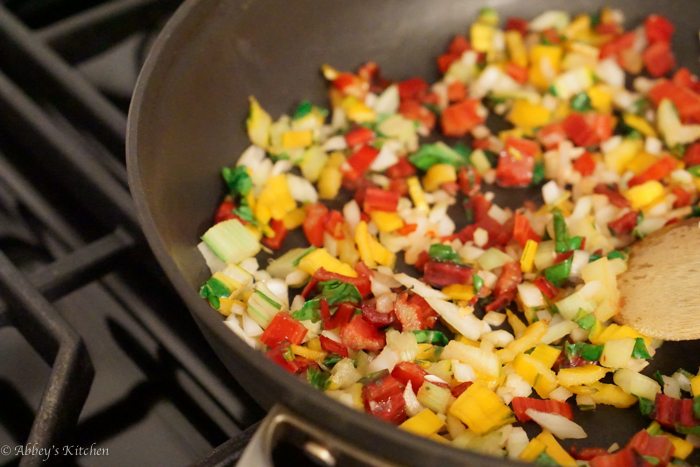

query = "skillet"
[127, 0, 700, 464]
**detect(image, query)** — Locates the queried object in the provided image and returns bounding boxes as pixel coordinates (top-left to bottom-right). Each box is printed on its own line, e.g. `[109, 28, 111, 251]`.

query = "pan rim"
[124, 0, 516, 465]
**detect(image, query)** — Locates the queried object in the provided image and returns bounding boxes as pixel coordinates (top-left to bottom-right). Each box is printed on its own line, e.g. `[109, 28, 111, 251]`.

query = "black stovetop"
[0, 1, 264, 465]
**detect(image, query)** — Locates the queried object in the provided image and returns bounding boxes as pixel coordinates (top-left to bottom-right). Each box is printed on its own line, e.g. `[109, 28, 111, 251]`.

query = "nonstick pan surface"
[127, 1, 700, 464]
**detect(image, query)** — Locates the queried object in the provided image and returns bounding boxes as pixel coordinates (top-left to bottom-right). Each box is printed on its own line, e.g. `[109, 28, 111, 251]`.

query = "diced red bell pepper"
[398, 77, 429, 101]
[496, 137, 539, 187]
[313, 268, 372, 298]
[648, 80, 700, 123]
[573, 151, 596, 176]
[393, 292, 439, 331]
[563, 113, 613, 148]
[340, 315, 386, 352]
[441, 99, 484, 137]
[423, 261, 473, 288]
[600, 31, 636, 60]
[643, 41, 676, 78]
[513, 212, 541, 248]
[397, 223, 418, 236]
[645, 14, 675, 44]
[437, 52, 459, 74]
[451, 382, 473, 398]
[541, 28, 562, 45]
[214, 198, 241, 224]
[472, 137, 491, 150]
[673, 67, 700, 91]
[344, 145, 380, 182]
[319, 335, 349, 357]
[262, 219, 288, 250]
[303, 203, 329, 247]
[266, 342, 310, 374]
[511, 397, 573, 423]
[447, 35, 470, 55]
[260, 312, 308, 348]
[391, 362, 428, 393]
[654, 393, 681, 428]
[324, 210, 345, 240]
[447, 81, 467, 102]
[386, 157, 416, 179]
[685, 142, 700, 167]
[362, 374, 407, 424]
[594, 183, 631, 208]
[537, 122, 568, 150]
[505, 62, 529, 84]
[485, 261, 522, 311]
[588, 448, 636, 467]
[505, 17, 528, 35]
[608, 211, 638, 236]
[470, 193, 492, 221]
[534, 276, 558, 300]
[361, 298, 397, 327]
[387, 178, 409, 197]
[628, 155, 676, 187]
[363, 187, 400, 212]
[595, 21, 623, 37]
[345, 126, 375, 148]
[413, 250, 430, 272]
[570, 447, 611, 461]
[679, 398, 699, 427]
[672, 186, 692, 208]
[457, 166, 482, 196]
[333, 72, 361, 92]
[320, 300, 355, 330]
[627, 429, 675, 465]
[399, 100, 436, 130]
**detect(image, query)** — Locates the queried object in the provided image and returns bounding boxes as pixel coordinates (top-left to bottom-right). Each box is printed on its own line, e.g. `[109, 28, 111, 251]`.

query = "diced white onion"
[403, 382, 424, 417]
[526, 409, 587, 439]
[367, 346, 399, 373]
[393, 274, 447, 299]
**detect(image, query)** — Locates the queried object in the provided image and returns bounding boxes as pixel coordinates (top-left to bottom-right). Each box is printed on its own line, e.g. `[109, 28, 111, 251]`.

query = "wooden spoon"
[618, 219, 700, 341]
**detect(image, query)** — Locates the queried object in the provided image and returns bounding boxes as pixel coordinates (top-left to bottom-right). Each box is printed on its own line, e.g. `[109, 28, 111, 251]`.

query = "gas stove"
[0, 1, 266, 465]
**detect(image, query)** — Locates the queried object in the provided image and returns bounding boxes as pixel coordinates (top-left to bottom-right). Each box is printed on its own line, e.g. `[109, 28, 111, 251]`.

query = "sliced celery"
[201, 219, 260, 264]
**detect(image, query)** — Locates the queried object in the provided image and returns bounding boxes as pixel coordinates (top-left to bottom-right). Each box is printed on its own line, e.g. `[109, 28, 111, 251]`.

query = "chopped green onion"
[553, 209, 573, 253]
[607, 250, 626, 260]
[319, 280, 361, 305]
[428, 244, 461, 263]
[588, 253, 603, 263]
[323, 354, 343, 368]
[291, 299, 321, 322]
[233, 203, 256, 224]
[566, 342, 603, 361]
[454, 142, 473, 162]
[221, 166, 253, 197]
[531, 161, 545, 186]
[543, 256, 573, 287]
[292, 246, 317, 266]
[547, 85, 558, 96]
[571, 92, 592, 111]
[535, 452, 558, 467]
[199, 277, 231, 309]
[413, 330, 449, 346]
[574, 310, 596, 331]
[473, 274, 484, 293]
[639, 397, 655, 417]
[293, 100, 313, 119]
[307, 367, 330, 390]
[688, 165, 700, 177]
[632, 338, 651, 359]
[409, 142, 469, 170]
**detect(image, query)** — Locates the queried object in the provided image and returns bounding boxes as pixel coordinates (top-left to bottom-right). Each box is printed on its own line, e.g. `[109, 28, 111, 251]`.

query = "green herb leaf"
[553, 209, 570, 253]
[632, 338, 651, 359]
[319, 280, 361, 306]
[639, 397, 655, 417]
[607, 250, 626, 260]
[291, 299, 321, 322]
[535, 452, 559, 467]
[413, 330, 450, 346]
[531, 161, 546, 186]
[571, 92, 593, 111]
[233, 204, 256, 224]
[221, 166, 253, 197]
[307, 367, 330, 390]
[409, 142, 469, 170]
[428, 244, 461, 263]
[199, 277, 231, 309]
[293, 100, 313, 120]
[574, 310, 596, 331]
[588, 252, 603, 263]
[454, 142, 473, 161]
[323, 354, 343, 368]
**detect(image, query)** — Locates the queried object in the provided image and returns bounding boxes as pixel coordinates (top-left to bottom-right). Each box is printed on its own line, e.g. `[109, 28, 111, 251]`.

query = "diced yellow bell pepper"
[428, 433, 449, 444]
[341, 96, 375, 123]
[307, 337, 322, 352]
[399, 408, 445, 437]
[508, 100, 551, 129]
[534, 370, 559, 399]
[423, 164, 457, 192]
[281, 129, 313, 149]
[624, 180, 665, 210]
[370, 211, 404, 233]
[448, 382, 515, 435]
[529, 45, 563, 89]
[589, 382, 637, 408]
[443, 284, 475, 302]
[587, 84, 613, 113]
[291, 344, 326, 362]
[591, 323, 651, 347]
[531, 344, 561, 369]
[318, 152, 345, 200]
[283, 208, 306, 230]
[215, 297, 234, 316]
[690, 374, 700, 397]
[506, 310, 528, 338]
[557, 365, 609, 387]
[416, 343, 438, 361]
[505, 31, 528, 67]
[625, 152, 660, 175]
[407, 176, 428, 211]
[297, 248, 357, 277]
[520, 240, 538, 273]
[355, 221, 395, 268]
[565, 15, 591, 40]
[246, 96, 272, 148]
[537, 431, 577, 467]
[604, 138, 643, 174]
[623, 113, 657, 137]
[470, 23, 495, 52]
[513, 353, 548, 385]
[498, 321, 548, 363]
[519, 437, 546, 462]
[665, 433, 694, 460]
[255, 174, 296, 222]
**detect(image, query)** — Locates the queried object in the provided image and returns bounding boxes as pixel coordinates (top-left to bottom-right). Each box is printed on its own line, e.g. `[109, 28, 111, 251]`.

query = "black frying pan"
[127, 1, 700, 464]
